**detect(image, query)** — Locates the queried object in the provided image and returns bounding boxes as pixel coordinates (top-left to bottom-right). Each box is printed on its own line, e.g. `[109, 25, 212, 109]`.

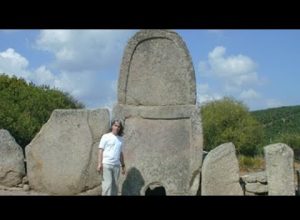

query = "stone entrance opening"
[144, 183, 166, 196]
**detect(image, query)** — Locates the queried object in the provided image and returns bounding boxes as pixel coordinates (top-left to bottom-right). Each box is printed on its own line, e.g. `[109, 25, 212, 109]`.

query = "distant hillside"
[251, 105, 300, 144]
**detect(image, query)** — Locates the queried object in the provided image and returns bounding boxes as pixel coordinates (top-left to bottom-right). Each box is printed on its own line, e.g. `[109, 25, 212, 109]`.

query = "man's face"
[112, 122, 121, 135]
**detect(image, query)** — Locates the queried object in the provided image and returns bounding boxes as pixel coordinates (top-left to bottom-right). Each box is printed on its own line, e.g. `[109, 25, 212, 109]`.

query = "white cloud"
[33, 66, 56, 85]
[199, 94, 223, 104]
[0, 43, 124, 109]
[0, 48, 61, 89]
[199, 46, 259, 86]
[239, 89, 260, 100]
[0, 48, 30, 78]
[32, 30, 136, 108]
[35, 30, 135, 72]
[0, 30, 135, 109]
[197, 83, 223, 104]
[197, 46, 266, 110]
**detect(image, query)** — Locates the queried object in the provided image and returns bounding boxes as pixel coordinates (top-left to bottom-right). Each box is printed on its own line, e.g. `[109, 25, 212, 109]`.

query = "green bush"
[0, 74, 84, 148]
[273, 133, 300, 151]
[238, 155, 264, 171]
[201, 97, 265, 156]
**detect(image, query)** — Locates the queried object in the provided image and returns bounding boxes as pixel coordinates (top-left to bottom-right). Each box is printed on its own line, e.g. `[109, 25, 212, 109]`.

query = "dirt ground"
[0, 188, 49, 195]
[1, 161, 299, 196]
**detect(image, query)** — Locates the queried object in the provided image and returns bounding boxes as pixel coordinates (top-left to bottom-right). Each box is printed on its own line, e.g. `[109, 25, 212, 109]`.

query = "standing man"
[97, 119, 126, 196]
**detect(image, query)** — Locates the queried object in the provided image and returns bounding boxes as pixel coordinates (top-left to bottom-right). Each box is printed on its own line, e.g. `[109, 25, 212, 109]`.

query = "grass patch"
[238, 155, 265, 172]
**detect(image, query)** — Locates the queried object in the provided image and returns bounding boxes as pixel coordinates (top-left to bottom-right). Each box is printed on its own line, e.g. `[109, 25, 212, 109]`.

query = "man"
[97, 119, 126, 196]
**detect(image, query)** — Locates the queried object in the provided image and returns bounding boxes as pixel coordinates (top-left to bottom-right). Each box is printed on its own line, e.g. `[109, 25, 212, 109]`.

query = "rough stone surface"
[120, 118, 192, 195]
[22, 176, 28, 184]
[245, 191, 256, 196]
[25, 109, 110, 195]
[78, 185, 101, 195]
[118, 29, 196, 106]
[245, 182, 268, 194]
[0, 129, 25, 187]
[114, 30, 203, 195]
[201, 142, 243, 195]
[264, 143, 295, 195]
[241, 171, 267, 184]
[23, 184, 30, 191]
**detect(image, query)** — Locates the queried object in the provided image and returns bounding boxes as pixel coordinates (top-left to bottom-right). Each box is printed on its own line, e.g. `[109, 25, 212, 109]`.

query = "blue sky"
[0, 30, 299, 111]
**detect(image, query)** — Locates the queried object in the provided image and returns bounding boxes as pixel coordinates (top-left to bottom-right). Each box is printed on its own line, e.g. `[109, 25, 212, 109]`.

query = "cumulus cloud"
[32, 30, 135, 108]
[35, 30, 134, 72]
[0, 48, 59, 88]
[199, 46, 259, 86]
[197, 83, 222, 104]
[239, 89, 260, 100]
[0, 48, 30, 78]
[33, 65, 56, 85]
[198, 46, 266, 109]
[0, 30, 138, 109]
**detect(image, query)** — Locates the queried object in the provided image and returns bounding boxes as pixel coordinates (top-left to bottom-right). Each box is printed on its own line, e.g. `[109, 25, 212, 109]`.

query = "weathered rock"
[78, 185, 101, 196]
[25, 109, 110, 195]
[245, 191, 256, 196]
[0, 129, 25, 187]
[245, 182, 268, 194]
[22, 176, 28, 184]
[114, 30, 203, 195]
[241, 171, 267, 184]
[264, 143, 295, 195]
[23, 184, 30, 191]
[118, 29, 196, 106]
[201, 143, 243, 195]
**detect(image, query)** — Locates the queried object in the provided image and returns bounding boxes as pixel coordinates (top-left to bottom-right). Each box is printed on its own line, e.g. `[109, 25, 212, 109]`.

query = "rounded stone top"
[118, 29, 196, 106]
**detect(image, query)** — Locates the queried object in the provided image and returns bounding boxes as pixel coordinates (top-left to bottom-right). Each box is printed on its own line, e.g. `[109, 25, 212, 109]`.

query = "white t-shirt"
[99, 132, 123, 166]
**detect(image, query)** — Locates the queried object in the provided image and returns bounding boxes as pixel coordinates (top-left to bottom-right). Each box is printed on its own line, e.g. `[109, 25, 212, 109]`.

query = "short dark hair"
[109, 119, 124, 136]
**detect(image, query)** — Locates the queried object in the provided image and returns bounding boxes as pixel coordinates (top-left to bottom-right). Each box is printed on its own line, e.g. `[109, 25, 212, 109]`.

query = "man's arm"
[120, 151, 125, 167]
[120, 152, 126, 175]
[97, 149, 104, 173]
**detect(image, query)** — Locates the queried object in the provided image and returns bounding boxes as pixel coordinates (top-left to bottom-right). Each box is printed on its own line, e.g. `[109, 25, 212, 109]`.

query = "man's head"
[110, 119, 124, 136]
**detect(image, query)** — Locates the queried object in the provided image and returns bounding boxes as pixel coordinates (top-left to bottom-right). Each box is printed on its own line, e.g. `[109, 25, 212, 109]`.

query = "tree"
[200, 97, 264, 156]
[0, 74, 84, 149]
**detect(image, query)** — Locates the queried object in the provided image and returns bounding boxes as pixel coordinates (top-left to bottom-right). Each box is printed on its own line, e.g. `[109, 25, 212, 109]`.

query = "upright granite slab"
[264, 143, 295, 195]
[201, 142, 243, 195]
[25, 109, 110, 195]
[113, 30, 203, 195]
[0, 129, 25, 187]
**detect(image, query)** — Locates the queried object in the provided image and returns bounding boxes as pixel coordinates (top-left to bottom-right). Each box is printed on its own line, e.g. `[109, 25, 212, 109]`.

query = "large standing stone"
[0, 129, 25, 187]
[25, 109, 109, 195]
[113, 30, 203, 195]
[118, 30, 196, 106]
[264, 143, 295, 195]
[201, 143, 243, 195]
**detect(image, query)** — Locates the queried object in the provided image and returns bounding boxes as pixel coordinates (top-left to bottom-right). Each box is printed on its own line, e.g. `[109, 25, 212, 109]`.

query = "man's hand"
[121, 166, 126, 175]
[97, 163, 103, 174]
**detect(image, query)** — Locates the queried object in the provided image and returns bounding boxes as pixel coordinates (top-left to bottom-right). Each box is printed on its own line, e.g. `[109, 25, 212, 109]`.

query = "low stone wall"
[240, 172, 268, 195]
